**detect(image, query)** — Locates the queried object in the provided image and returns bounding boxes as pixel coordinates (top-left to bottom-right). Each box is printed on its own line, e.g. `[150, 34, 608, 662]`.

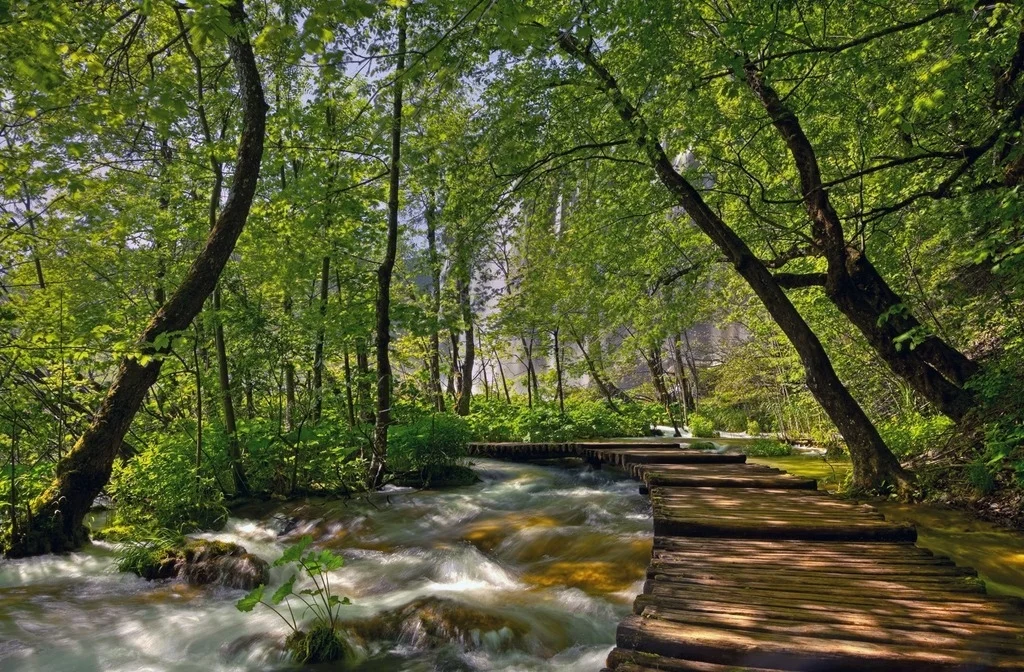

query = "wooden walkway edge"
[467, 441, 1024, 671]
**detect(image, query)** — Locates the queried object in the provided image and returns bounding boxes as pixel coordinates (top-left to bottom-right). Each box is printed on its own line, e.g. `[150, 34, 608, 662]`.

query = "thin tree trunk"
[456, 272, 474, 416]
[312, 255, 330, 422]
[371, 5, 406, 487]
[671, 336, 693, 424]
[646, 346, 681, 437]
[425, 192, 445, 413]
[553, 327, 565, 414]
[558, 32, 910, 493]
[6, 1, 266, 557]
[494, 347, 511, 404]
[343, 344, 356, 428]
[355, 337, 373, 424]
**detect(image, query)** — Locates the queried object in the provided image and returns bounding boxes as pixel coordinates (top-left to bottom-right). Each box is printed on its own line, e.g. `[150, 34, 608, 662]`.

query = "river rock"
[131, 540, 269, 590]
[343, 597, 529, 652]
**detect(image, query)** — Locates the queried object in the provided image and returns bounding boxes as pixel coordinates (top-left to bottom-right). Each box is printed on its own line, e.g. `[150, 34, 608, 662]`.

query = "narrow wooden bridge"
[467, 441, 1024, 671]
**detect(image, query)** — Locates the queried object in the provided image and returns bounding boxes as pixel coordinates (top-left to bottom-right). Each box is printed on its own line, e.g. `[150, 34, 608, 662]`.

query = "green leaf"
[236, 584, 265, 612]
[271, 575, 296, 604]
[273, 535, 313, 567]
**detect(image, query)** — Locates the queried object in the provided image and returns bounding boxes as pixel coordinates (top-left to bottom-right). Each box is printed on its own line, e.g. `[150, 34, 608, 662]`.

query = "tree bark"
[425, 192, 445, 413]
[671, 336, 694, 422]
[745, 66, 977, 421]
[343, 344, 356, 428]
[312, 255, 330, 422]
[552, 327, 565, 414]
[558, 31, 910, 493]
[5, 0, 267, 557]
[645, 346, 681, 437]
[371, 5, 406, 487]
[355, 336, 373, 424]
[456, 271, 474, 416]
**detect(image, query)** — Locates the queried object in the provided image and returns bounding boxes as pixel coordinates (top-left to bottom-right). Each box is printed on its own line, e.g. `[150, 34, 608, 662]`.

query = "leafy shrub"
[114, 528, 183, 576]
[108, 434, 227, 534]
[877, 412, 953, 458]
[746, 419, 762, 436]
[388, 414, 471, 473]
[688, 414, 715, 438]
[700, 404, 749, 433]
[465, 398, 657, 443]
[966, 460, 997, 496]
[746, 438, 793, 457]
[237, 536, 351, 665]
[689, 441, 717, 450]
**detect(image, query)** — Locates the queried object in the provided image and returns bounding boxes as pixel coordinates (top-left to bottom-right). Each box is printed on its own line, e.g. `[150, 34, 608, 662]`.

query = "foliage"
[237, 536, 351, 664]
[466, 398, 656, 443]
[746, 419, 762, 436]
[687, 414, 715, 439]
[113, 529, 183, 577]
[108, 435, 227, 534]
[877, 412, 954, 458]
[388, 413, 472, 473]
[966, 461, 997, 497]
[746, 439, 793, 457]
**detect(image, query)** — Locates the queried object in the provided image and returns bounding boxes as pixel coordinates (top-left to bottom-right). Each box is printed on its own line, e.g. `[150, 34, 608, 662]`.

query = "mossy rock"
[688, 441, 717, 451]
[286, 625, 348, 665]
[121, 539, 269, 589]
[391, 465, 481, 489]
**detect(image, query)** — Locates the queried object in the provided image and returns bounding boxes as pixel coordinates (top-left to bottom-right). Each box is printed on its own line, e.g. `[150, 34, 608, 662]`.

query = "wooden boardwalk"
[467, 441, 1024, 671]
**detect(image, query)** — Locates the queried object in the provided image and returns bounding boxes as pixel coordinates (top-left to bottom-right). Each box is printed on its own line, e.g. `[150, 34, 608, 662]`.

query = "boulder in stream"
[125, 539, 269, 590]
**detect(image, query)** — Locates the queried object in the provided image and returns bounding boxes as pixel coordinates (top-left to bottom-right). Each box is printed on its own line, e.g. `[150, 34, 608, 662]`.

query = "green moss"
[688, 441, 717, 451]
[286, 625, 347, 665]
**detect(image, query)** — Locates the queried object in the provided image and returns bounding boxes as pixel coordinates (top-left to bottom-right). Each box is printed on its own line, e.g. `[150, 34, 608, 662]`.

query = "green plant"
[389, 413, 472, 473]
[689, 440, 717, 450]
[746, 419, 762, 436]
[108, 434, 227, 534]
[966, 461, 997, 496]
[746, 439, 793, 457]
[114, 528, 183, 576]
[688, 414, 715, 438]
[237, 536, 351, 664]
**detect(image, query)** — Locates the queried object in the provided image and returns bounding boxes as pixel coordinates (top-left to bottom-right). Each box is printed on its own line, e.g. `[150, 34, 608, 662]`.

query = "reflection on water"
[0, 460, 651, 671]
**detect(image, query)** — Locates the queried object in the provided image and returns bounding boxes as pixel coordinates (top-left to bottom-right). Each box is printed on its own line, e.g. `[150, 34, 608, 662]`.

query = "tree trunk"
[646, 346, 681, 437]
[5, 0, 266, 557]
[552, 327, 565, 414]
[456, 272, 474, 416]
[355, 337, 373, 424]
[745, 67, 977, 421]
[214, 288, 248, 495]
[425, 192, 445, 413]
[312, 255, 329, 422]
[558, 32, 910, 493]
[371, 5, 406, 488]
[671, 336, 693, 423]
[343, 344, 356, 428]
[494, 347, 511, 403]
[573, 330, 625, 410]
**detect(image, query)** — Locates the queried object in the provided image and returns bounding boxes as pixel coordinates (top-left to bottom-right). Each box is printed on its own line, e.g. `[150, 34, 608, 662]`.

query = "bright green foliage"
[746, 420, 762, 436]
[467, 398, 657, 443]
[387, 413, 471, 473]
[688, 415, 715, 439]
[746, 439, 793, 458]
[108, 437, 226, 534]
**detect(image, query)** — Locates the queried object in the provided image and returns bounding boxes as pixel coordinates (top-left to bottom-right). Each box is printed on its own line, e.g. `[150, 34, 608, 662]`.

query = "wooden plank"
[631, 593, 1024, 636]
[637, 606, 1024, 656]
[607, 649, 787, 672]
[640, 465, 819, 489]
[616, 615, 1024, 671]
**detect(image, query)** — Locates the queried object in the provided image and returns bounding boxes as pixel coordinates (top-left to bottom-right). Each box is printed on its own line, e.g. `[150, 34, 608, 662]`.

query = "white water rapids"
[0, 459, 652, 671]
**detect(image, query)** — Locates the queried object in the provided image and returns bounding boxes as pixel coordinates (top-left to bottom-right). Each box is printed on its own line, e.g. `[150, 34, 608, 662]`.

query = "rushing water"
[0, 460, 652, 671]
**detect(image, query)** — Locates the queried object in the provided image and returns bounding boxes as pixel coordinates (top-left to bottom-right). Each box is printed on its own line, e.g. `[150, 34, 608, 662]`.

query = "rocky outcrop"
[130, 540, 269, 590]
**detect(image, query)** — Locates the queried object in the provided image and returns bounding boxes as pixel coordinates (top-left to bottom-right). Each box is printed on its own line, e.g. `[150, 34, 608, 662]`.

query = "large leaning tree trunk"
[745, 67, 977, 421]
[371, 5, 407, 488]
[557, 32, 911, 493]
[3, 0, 267, 558]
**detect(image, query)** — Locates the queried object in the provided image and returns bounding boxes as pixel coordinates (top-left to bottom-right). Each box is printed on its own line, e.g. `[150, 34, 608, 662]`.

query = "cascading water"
[0, 459, 652, 671]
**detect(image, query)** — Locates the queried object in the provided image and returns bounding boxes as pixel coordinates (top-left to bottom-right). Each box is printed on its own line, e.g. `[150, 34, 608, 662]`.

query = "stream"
[0, 460, 652, 671]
